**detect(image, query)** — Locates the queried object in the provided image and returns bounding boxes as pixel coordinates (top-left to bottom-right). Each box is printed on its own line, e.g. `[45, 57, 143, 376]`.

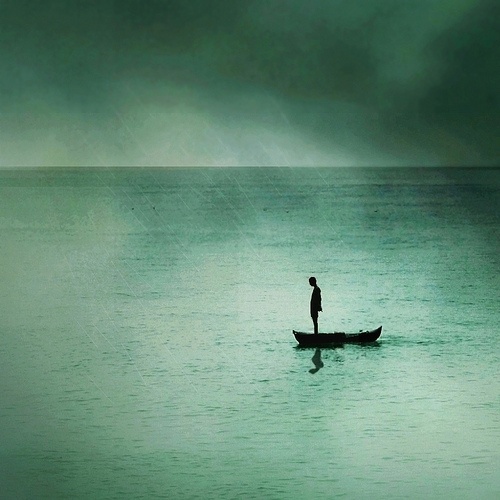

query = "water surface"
[1, 167, 499, 499]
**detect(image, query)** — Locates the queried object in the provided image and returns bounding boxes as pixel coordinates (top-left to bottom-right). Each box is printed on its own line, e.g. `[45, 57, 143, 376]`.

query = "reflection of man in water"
[309, 348, 324, 374]
[309, 276, 322, 334]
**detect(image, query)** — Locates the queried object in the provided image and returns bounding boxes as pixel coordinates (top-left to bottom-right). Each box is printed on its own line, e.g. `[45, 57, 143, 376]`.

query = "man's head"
[309, 277, 317, 287]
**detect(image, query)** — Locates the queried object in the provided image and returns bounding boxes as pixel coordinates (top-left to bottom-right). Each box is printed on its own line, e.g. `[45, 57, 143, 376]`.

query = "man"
[309, 276, 322, 334]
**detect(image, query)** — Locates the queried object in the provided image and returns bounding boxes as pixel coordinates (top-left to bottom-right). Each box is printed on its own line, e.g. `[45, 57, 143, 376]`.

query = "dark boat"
[293, 326, 382, 347]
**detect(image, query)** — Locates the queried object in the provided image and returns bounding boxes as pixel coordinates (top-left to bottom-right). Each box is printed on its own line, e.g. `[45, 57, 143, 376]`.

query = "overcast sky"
[1, 0, 498, 166]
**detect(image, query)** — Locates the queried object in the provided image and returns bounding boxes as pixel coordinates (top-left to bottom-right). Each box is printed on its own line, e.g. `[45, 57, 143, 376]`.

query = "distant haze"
[1, 0, 498, 166]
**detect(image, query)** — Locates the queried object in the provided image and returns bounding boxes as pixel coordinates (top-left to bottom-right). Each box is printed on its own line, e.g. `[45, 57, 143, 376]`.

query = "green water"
[1, 167, 499, 499]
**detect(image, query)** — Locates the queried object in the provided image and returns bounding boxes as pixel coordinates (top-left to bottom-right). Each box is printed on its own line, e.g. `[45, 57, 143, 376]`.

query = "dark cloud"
[1, 0, 498, 165]
[416, 2, 500, 160]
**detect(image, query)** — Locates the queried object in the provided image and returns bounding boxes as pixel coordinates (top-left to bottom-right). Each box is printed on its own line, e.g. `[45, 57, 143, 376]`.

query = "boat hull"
[293, 326, 382, 347]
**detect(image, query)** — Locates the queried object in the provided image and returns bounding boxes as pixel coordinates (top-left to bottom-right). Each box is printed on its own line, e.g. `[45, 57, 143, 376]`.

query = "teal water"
[1, 167, 499, 499]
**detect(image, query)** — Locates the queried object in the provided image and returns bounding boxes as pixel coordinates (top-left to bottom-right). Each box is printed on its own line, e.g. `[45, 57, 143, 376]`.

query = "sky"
[1, 0, 498, 166]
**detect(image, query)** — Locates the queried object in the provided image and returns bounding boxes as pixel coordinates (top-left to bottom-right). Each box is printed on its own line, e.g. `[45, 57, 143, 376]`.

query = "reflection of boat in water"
[293, 326, 382, 347]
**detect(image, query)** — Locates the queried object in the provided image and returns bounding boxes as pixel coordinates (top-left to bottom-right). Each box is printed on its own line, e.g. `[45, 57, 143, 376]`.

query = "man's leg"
[312, 315, 318, 334]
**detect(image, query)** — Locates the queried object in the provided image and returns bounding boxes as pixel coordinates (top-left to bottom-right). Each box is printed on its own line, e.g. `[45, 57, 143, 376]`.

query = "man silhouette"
[309, 276, 322, 334]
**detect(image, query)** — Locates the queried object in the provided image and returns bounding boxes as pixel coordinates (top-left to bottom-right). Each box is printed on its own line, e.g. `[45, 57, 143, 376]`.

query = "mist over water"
[1, 167, 499, 498]
[1, 1, 498, 165]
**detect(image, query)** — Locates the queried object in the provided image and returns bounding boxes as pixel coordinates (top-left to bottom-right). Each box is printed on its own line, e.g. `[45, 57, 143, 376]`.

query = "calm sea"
[1, 167, 499, 499]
